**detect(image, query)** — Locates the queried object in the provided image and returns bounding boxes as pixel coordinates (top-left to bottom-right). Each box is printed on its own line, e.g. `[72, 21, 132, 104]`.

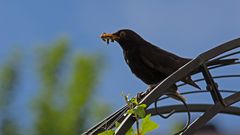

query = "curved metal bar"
[158, 89, 239, 101]
[177, 74, 240, 88]
[82, 105, 129, 135]
[208, 61, 240, 70]
[211, 50, 240, 61]
[153, 89, 239, 134]
[115, 38, 240, 135]
[106, 106, 128, 130]
[181, 92, 240, 135]
[198, 38, 240, 60]
[166, 93, 191, 135]
[154, 98, 175, 119]
[189, 60, 239, 76]
[146, 104, 240, 116]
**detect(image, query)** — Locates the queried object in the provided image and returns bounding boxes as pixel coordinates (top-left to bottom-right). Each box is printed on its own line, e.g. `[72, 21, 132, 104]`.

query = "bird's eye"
[120, 31, 126, 38]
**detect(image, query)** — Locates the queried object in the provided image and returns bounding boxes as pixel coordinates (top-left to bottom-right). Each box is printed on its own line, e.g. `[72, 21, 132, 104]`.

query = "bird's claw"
[137, 92, 143, 101]
[136, 91, 149, 102]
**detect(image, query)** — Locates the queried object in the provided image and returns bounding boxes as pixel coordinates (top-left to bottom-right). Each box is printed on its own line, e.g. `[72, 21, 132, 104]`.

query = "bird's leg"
[167, 91, 186, 102]
[136, 84, 186, 102]
[167, 85, 186, 102]
[136, 92, 145, 102]
[136, 85, 156, 101]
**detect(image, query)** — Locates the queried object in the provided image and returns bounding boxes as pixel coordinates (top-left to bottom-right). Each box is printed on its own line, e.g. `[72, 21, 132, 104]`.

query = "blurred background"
[0, 0, 240, 135]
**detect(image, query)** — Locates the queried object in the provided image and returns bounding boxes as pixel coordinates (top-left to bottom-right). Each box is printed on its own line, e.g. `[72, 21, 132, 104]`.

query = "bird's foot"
[136, 91, 145, 102]
[136, 87, 154, 102]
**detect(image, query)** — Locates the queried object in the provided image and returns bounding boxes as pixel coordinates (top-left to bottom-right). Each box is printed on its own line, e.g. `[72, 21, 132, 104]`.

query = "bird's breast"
[123, 50, 167, 85]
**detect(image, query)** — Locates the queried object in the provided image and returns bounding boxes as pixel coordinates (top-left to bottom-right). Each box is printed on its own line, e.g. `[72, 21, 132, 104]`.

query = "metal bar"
[190, 60, 239, 75]
[177, 74, 240, 87]
[82, 105, 128, 135]
[159, 89, 239, 101]
[198, 38, 240, 62]
[211, 50, 240, 61]
[201, 64, 225, 105]
[146, 104, 240, 116]
[208, 61, 240, 70]
[181, 92, 240, 135]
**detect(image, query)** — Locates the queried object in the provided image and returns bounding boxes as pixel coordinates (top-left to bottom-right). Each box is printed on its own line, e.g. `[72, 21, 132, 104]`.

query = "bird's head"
[100, 29, 145, 49]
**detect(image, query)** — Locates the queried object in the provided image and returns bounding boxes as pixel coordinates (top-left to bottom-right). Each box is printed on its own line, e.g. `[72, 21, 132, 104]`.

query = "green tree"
[0, 53, 20, 135]
[0, 39, 107, 135]
[34, 39, 102, 135]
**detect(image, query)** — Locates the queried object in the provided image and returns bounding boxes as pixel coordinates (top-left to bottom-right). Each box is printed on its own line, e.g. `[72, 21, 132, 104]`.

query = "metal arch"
[114, 38, 240, 135]
[159, 89, 239, 101]
[83, 38, 240, 135]
[146, 104, 240, 117]
[177, 75, 240, 88]
[82, 105, 129, 134]
[181, 92, 240, 135]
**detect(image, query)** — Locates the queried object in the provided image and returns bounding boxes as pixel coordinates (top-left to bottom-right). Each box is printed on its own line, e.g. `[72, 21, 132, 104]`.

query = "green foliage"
[1, 120, 19, 135]
[124, 96, 147, 119]
[124, 96, 158, 135]
[39, 39, 68, 87]
[141, 114, 159, 135]
[34, 39, 102, 135]
[0, 52, 20, 135]
[98, 130, 115, 135]
[0, 38, 107, 135]
[134, 104, 147, 118]
[0, 39, 160, 135]
[0, 55, 19, 107]
[99, 96, 159, 135]
[124, 95, 146, 118]
[35, 39, 69, 135]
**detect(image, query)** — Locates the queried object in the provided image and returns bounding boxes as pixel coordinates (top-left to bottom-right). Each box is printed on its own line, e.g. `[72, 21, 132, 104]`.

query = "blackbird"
[100, 29, 235, 101]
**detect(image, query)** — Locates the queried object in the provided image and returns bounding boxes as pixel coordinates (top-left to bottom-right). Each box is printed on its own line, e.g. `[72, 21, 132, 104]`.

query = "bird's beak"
[100, 33, 120, 44]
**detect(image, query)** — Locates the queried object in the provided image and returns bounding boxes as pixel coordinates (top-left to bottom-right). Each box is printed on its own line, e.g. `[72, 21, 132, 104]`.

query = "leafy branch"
[98, 95, 159, 135]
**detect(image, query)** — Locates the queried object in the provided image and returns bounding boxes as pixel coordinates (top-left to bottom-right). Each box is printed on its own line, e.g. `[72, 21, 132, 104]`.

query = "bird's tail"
[183, 76, 201, 89]
[184, 58, 238, 89]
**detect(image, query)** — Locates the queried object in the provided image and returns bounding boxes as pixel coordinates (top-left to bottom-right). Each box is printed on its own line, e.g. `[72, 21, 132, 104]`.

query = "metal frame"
[83, 38, 240, 135]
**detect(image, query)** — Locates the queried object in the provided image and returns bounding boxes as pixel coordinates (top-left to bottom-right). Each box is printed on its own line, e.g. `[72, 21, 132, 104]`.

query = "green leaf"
[98, 130, 114, 135]
[139, 104, 147, 108]
[123, 94, 129, 105]
[130, 97, 138, 105]
[115, 121, 120, 128]
[134, 106, 146, 118]
[125, 109, 134, 116]
[141, 114, 159, 135]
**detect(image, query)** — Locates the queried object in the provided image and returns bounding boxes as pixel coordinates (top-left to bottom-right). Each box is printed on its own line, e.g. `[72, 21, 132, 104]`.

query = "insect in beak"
[100, 32, 120, 44]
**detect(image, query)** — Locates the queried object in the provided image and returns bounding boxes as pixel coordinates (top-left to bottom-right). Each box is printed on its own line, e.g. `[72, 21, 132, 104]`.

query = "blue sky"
[0, 0, 240, 133]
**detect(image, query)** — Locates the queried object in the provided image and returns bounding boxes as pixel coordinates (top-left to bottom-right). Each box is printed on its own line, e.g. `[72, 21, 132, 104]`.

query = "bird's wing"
[139, 44, 201, 89]
[139, 44, 188, 75]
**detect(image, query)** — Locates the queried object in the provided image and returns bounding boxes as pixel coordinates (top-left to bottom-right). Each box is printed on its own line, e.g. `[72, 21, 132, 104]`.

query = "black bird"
[100, 29, 236, 100]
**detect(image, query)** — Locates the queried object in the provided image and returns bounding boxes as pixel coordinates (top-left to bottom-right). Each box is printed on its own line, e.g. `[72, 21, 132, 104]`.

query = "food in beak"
[100, 33, 118, 44]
